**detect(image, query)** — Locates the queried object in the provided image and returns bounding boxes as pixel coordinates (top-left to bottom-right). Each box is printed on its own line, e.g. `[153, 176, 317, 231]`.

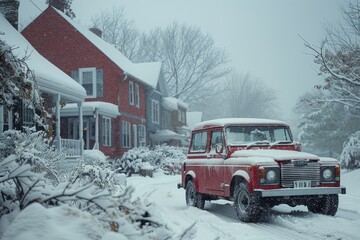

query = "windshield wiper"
[269, 141, 293, 148]
[245, 141, 270, 149]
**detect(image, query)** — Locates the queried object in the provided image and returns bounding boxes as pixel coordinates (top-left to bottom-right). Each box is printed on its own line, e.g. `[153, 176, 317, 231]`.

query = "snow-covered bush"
[116, 145, 187, 176]
[340, 131, 360, 170]
[0, 130, 173, 239]
[0, 131, 60, 215]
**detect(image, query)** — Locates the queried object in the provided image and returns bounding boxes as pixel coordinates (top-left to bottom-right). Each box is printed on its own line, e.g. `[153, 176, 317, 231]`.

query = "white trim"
[129, 81, 134, 105]
[122, 120, 131, 148]
[151, 99, 160, 124]
[79, 67, 97, 98]
[138, 124, 146, 147]
[0, 106, 3, 132]
[101, 116, 112, 147]
[133, 124, 138, 148]
[135, 83, 140, 108]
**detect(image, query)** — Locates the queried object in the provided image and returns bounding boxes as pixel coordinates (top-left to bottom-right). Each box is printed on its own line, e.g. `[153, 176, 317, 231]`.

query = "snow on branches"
[0, 39, 42, 112]
[0, 130, 173, 239]
[340, 131, 360, 170]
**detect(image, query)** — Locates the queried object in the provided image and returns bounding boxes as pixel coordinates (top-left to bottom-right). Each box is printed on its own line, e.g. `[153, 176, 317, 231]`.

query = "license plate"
[293, 180, 311, 188]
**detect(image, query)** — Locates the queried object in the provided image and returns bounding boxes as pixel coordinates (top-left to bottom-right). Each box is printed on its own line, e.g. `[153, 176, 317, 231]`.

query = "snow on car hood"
[231, 149, 319, 161]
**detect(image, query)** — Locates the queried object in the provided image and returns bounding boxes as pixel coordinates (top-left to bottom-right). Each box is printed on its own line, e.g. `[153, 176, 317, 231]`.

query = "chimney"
[47, 0, 65, 12]
[0, 0, 20, 30]
[89, 27, 102, 38]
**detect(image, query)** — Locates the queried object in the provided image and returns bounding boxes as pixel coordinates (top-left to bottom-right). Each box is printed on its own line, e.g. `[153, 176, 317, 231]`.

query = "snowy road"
[128, 171, 360, 240]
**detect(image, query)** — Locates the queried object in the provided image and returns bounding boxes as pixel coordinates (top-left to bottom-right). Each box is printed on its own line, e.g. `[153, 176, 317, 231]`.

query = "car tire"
[186, 180, 205, 209]
[233, 182, 262, 222]
[307, 194, 338, 216]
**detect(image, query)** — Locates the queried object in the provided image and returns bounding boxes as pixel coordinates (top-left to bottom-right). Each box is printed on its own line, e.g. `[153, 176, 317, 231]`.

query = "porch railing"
[61, 139, 82, 157]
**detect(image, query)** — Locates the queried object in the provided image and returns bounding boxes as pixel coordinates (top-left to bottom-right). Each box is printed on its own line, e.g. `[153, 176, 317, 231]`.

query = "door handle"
[207, 155, 211, 159]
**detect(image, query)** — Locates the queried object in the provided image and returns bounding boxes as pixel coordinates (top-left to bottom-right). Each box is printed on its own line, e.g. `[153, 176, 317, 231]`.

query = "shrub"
[340, 131, 360, 170]
[116, 145, 187, 176]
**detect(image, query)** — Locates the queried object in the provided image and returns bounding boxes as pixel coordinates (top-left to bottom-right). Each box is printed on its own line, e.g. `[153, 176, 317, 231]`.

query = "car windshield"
[225, 125, 292, 145]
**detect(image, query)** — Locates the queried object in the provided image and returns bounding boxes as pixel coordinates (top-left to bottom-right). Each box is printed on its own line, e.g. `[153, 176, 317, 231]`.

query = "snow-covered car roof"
[192, 118, 289, 130]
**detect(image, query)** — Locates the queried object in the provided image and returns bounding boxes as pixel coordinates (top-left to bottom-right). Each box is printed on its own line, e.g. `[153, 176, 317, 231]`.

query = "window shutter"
[96, 69, 104, 98]
[71, 70, 79, 82]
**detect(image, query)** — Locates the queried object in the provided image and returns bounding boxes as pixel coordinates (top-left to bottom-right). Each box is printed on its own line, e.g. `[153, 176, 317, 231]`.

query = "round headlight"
[266, 170, 276, 181]
[322, 168, 333, 180]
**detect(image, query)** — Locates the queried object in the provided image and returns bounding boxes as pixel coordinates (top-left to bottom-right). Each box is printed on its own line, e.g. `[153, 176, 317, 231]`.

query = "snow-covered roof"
[0, 14, 86, 102]
[162, 97, 189, 111]
[149, 129, 186, 141]
[61, 101, 120, 118]
[187, 112, 203, 129]
[52, 8, 162, 89]
[193, 118, 289, 130]
[130, 62, 163, 89]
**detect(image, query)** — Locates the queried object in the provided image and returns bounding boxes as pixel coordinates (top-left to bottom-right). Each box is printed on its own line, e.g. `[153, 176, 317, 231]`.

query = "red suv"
[178, 118, 346, 222]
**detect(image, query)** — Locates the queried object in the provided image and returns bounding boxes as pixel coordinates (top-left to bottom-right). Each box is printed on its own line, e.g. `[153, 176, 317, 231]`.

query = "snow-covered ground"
[2, 169, 359, 240]
[127, 169, 360, 240]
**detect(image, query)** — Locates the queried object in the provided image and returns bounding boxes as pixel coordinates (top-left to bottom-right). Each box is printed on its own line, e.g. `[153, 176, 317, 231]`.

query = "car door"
[187, 130, 208, 193]
[205, 129, 225, 195]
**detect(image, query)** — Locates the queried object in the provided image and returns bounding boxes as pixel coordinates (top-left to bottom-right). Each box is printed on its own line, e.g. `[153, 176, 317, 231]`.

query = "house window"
[101, 117, 112, 146]
[151, 100, 159, 124]
[68, 118, 79, 139]
[0, 107, 12, 132]
[178, 109, 186, 123]
[72, 68, 103, 98]
[129, 81, 134, 105]
[138, 125, 146, 147]
[135, 83, 140, 108]
[22, 104, 34, 127]
[122, 121, 131, 148]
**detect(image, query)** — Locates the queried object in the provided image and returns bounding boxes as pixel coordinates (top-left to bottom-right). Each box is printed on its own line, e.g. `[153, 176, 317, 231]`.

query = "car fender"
[185, 170, 198, 189]
[232, 169, 250, 183]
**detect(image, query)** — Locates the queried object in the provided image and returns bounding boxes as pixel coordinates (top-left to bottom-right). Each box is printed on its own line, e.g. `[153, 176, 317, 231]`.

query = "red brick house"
[22, 6, 163, 158]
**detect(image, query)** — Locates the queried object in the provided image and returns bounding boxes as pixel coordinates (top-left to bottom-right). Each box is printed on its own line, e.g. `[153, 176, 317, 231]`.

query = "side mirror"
[215, 143, 223, 154]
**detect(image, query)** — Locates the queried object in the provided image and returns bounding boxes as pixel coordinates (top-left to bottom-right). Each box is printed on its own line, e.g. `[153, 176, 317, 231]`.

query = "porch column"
[55, 94, 61, 151]
[93, 108, 99, 149]
[78, 101, 84, 156]
[0, 106, 3, 133]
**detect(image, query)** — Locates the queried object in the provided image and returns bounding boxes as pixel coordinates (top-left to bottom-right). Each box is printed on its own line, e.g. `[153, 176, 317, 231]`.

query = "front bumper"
[254, 186, 346, 198]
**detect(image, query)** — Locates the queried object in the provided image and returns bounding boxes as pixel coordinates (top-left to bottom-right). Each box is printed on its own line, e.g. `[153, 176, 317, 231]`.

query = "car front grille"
[280, 160, 320, 187]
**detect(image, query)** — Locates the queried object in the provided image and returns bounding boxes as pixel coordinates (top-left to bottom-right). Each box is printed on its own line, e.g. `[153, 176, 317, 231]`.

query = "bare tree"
[91, 7, 141, 61]
[224, 73, 278, 118]
[192, 72, 278, 120]
[141, 22, 230, 104]
[91, 8, 230, 105]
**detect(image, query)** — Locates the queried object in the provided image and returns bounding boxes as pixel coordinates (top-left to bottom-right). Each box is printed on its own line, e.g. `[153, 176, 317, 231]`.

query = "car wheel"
[234, 182, 262, 222]
[186, 180, 205, 209]
[307, 194, 338, 216]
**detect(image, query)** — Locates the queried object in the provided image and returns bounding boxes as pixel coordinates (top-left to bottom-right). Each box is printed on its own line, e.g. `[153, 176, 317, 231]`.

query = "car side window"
[210, 130, 223, 153]
[190, 131, 208, 152]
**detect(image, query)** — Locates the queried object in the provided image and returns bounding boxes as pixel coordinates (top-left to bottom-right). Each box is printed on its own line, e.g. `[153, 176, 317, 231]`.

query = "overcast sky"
[19, 0, 346, 121]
